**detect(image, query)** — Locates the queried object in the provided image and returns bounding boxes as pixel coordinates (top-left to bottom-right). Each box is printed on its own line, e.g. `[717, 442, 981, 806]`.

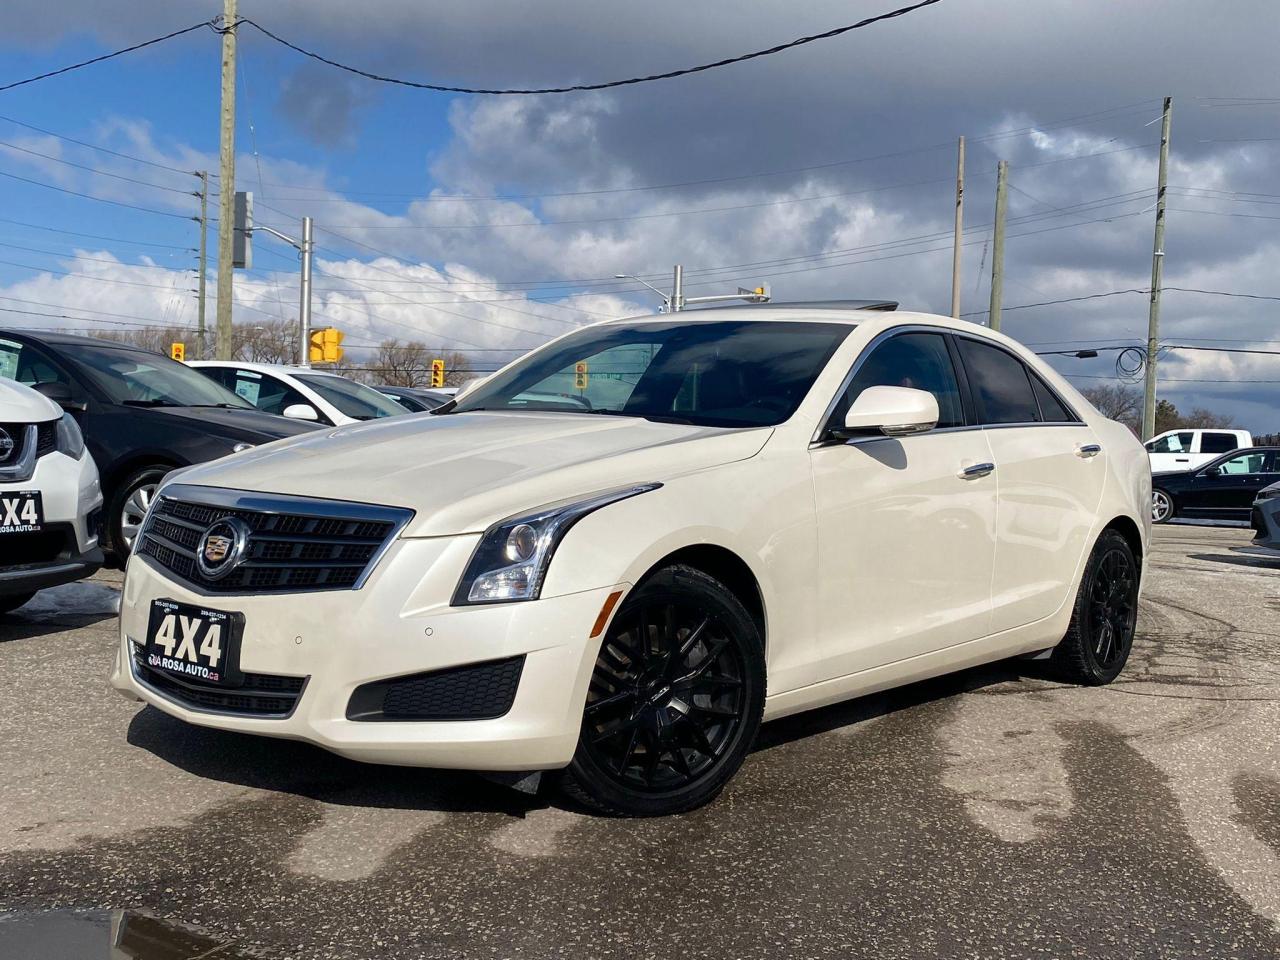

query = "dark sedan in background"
[375, 385, 451, 413]
[0, 330, 319, 560]
[1151, 446, 1280, 524]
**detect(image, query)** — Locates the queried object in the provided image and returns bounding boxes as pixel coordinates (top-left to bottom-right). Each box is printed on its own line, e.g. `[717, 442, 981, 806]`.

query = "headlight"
[231, 442, 256, 454]
[1257, 487, 1280, 501]
[54, 413, 85, 460]
[453, 484, 661, 605]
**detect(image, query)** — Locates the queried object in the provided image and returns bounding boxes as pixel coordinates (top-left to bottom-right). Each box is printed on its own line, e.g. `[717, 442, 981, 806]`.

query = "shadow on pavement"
[0, 580, 120, 643]
[754, 658, 1049, 752]
[1188, 552, 1280, 570]
[126, 705, 540, 817]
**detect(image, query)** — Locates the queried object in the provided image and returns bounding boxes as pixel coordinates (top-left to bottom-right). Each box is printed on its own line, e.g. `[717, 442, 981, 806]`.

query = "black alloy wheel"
[560, 564, 765, 816]
[1052, 529, 1140, 685]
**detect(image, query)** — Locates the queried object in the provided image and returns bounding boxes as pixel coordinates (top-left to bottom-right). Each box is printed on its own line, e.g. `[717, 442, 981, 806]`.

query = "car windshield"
[61, 343, 253, 408]
[295, 374, 407, 420]
[447, 319, 853, 428]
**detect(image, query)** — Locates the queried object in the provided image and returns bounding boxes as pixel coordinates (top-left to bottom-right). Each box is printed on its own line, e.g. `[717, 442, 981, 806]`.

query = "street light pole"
[298, 216, 313, 368]
[1142, 97, 1173, 441]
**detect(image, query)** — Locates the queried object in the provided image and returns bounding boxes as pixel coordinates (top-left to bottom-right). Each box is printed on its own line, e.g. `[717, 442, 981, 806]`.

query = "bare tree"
[1080, 384, 1141, 432]
[373, 338, 433, 386]
[234, 318, 298, 365]
[1179, 406, 1237, 429]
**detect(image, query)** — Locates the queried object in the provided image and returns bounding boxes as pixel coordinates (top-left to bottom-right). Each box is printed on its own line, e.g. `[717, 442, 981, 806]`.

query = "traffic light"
[309, 327, 344, 364]
[169, 342, 186, 362]
[430, 358, 445, 388]
[574, 361, 589, 390]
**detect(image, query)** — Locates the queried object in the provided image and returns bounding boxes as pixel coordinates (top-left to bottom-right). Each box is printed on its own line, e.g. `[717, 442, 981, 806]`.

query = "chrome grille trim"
[136, 483, 414, 594]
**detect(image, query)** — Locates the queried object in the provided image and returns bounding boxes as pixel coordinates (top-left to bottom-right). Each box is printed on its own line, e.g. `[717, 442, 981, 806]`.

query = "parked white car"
[188, 361, 408, 426]
[0, 379, 103, 613]
[1146, 428, 1251, 472]
[113, 306, 1150, 815]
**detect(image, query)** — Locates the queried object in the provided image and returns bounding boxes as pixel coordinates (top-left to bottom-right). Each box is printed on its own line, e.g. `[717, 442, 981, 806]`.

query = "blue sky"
[2, 1, 1280, 429]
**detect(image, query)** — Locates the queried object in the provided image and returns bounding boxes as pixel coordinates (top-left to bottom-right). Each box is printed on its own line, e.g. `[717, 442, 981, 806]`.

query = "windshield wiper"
[185, 403, 247, 409]
[121, 398, 181, 407]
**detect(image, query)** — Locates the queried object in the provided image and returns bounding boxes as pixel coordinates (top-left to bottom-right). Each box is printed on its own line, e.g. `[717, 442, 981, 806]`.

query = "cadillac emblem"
[196, 516, 251, 580]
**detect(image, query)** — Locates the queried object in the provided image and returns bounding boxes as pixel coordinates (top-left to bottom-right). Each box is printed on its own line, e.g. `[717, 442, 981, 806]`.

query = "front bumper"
[1, 450, 103, 597]
[110, 536, 623, 771]
[1252, 497, 1280, 550]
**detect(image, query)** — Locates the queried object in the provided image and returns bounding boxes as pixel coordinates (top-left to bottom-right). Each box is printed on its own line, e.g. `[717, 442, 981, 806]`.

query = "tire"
[558, 564, 766, 817]
[109, 465, 168, 557]
[1151, 488, 1174, 524]
[1052, 529, 1140, 685]
[0, 592, 35, 614]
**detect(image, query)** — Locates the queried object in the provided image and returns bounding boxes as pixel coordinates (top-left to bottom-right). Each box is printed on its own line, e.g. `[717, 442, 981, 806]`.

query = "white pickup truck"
[1146, 428, 1252, 472]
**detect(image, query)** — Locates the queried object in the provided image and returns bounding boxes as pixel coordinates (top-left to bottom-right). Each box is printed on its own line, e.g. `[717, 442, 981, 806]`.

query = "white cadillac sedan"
[111, 305, 1150, 816]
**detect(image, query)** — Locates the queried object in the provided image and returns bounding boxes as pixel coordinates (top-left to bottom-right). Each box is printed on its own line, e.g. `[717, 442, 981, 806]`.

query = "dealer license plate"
[144, 599, 243, 686]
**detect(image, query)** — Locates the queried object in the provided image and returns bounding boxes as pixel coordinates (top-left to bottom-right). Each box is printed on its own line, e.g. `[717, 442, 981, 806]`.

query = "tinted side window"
[1200, 432, 1238, 454]
[958, 339, 1039, 425]
[0, 338, 74, 390]
[232, 370, 309, 416]
[836, 332, 965, 429]
[1028, 371, 1075, 422]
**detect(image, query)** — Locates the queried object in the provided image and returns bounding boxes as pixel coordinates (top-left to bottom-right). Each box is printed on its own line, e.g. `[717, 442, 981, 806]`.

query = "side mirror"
[32, 381, 87, 412]
[282, 403, 319, 422]
[1202, 465, 1221, 477]
[833, 385, 939, 440]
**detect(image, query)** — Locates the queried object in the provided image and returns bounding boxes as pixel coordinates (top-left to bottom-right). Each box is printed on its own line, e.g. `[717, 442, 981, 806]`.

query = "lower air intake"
[346, 656, 525, 722]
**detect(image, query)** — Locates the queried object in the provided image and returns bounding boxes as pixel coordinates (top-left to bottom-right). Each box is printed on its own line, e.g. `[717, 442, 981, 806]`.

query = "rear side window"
[1149, 432, 1194, 454]
[1027, 371, 1075, 422]
[957, 338, 1039, 424]
[1200, 432, 1239, 454]
[836, 332, 965, 429]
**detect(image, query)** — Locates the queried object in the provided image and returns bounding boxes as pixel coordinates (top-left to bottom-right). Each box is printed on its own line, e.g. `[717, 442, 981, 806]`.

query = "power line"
[237, 0, 946, 96]
[0, 217, 193, 249]
[0, 168, 194, 218]
[0, 138, 197, 195]
[0, 256, 194, 291]
[960, 289, 1147, 318]
[0, 238, 193, 270]
[0, 114, 198, 175]
[0, 21, 216, 93]
[1164, 286, 1280, 303]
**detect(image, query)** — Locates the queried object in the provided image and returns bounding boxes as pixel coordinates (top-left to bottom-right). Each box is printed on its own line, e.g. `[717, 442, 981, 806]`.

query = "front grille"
[346, 656, 525, 721]
[136, 487, 410, 594]
[132, 645, 307, 717]
[0, 422, 30, 465]
[35, 420, 56, 456]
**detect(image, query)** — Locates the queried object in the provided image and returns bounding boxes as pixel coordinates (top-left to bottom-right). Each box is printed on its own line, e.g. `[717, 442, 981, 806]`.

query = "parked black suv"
[0, 330, 320, 559]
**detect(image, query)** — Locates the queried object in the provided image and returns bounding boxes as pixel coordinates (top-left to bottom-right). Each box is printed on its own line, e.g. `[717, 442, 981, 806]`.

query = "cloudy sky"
[2, 0, 1279, 427]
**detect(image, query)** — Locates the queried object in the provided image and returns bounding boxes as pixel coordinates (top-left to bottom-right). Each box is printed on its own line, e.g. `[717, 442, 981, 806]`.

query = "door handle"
[959, 461, 995, 479]
[1076, 443, 1102, 459]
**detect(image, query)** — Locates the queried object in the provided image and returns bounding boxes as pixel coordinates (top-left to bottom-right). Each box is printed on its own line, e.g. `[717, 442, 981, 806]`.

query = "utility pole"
[950, 135, 965, 319]
[1142, 96, 1173, 441]
[988, 159, 1008, 332]
[671, 264, 685, 313]
[214, 0, 238, 360]
[195, 171, 209, 359]
[299, 216, 313, 367]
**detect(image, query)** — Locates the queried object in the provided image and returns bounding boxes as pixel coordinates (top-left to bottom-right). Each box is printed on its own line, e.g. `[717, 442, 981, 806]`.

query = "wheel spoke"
[584, 688, 639, 718]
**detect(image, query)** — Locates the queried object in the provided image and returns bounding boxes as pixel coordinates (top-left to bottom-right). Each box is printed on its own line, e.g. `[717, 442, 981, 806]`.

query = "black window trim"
[949, 330, 1085, 429]
[812, 324, 974, 446]
[813, 325, 1086, 446]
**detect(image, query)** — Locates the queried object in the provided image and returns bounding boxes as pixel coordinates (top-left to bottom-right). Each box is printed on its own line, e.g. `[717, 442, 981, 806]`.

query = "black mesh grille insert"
[35, 420, 56, 456]
[346, 656, 525, 722]
[132, 646, 307, 718]
[136, 493, 403, 594]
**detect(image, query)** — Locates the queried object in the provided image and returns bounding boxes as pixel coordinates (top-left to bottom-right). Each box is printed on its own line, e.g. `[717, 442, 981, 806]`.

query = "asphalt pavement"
[0, 524, 1277, 959]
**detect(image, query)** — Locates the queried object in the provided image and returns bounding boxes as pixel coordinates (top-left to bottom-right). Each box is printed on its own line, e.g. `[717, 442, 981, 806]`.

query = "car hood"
[149, 405, 321, 441]
[170, 411, 772, 536]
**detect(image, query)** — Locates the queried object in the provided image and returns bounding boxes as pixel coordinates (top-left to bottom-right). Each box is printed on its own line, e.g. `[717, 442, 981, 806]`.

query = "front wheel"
[1151, 489, 1174, 524]
[558, 564, 765, 817]
[109, 465, 168, 557]
[1052, 530, 1140, 685]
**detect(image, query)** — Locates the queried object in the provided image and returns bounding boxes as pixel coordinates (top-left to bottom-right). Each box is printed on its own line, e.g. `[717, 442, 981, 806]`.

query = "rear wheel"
[1052, 529, 1140, 685]
[1151, 489, 1174, 524]
[559, 564, 765, 816]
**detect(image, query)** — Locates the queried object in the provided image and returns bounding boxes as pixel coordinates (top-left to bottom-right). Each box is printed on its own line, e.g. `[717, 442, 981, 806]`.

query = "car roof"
[191, 360, 342, 377]
[0, 328, 154, 352]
